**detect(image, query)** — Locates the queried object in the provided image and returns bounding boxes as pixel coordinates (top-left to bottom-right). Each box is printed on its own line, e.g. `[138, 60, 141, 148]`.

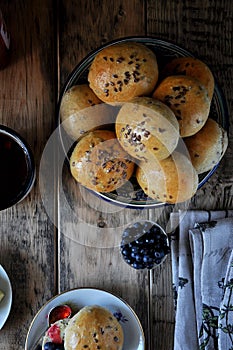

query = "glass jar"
[0, 9, 10, 69]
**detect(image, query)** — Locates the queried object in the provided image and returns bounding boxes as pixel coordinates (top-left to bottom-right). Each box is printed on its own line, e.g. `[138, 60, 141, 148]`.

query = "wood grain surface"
[0, 0, 57, 348]
[0, 1, 232, 349]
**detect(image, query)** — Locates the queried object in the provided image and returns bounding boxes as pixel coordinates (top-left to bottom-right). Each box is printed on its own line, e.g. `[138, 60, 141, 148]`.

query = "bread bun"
[152, 75, 211, 137]
[60, 84, 117, 140]
[88, 42, 158, 103]
[70, 130, 135, 192]
[136, 151, 198, 204]
[115, 96, 180, 161]
[184, 118, 228, 174]
[162, 57, 214, 100]
[64, 305, 124, 350]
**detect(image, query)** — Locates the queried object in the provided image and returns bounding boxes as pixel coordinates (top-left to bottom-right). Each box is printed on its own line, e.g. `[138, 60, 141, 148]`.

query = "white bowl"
[25, 287, 145, 350]
[0, 264, 12, 329]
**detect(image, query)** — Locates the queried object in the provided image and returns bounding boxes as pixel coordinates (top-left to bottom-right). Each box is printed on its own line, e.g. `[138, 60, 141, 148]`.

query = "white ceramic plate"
[25, 287, 145, 350]
[0, 265, 12, 330]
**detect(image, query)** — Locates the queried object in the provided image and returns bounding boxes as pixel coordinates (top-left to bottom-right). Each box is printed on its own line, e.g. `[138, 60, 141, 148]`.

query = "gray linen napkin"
[170, 210, 233, 350]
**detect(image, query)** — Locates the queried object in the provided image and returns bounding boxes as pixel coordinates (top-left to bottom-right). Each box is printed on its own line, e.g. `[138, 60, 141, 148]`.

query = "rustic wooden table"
[0, 1, 232, 349]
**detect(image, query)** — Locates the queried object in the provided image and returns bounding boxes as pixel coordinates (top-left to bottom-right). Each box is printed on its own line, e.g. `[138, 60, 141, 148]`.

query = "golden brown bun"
[152, 75, 211, 137]
[136, 151, 198, 204]
[115, 96, 180, 161]
[64, 305, 124, 350]
[162, 57, 214, 100]
[60, 84, 117, 140]
[88, 42, 158, 103]
[70, 130, 135, 192]
[184, 118, 228, 174]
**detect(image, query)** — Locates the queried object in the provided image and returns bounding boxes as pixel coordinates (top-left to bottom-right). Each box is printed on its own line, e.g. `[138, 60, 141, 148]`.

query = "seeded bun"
[184, 118, 228, 174]
[162, 57, 214, 100]
[136, 151, 198, 204]
[64, 305, 124, 350]
[152, 75, 211, 137]
[60, 84, 117, 140]
[70, 130, 135, 192]
[88, 42, 159, 103]
[115, 96, 180, 161]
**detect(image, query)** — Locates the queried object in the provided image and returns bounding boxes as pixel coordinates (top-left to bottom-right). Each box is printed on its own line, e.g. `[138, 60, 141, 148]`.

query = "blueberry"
[44, 342, 64, 350]
[135, 237, 144, 245]
[130, 251, 138, 259]
[144, 236, 152, 244]
[154, 258, 162, 265]
[131, 245, 140, 253]
[140, 247, 150, 255]
[121, 246, 130, 256]
[143, 255, 154, 264]
[147, 263, 156, 269]
[160, 235, 169, 245]
[125, 257, 134, 264]
[154, 250, 165, 260]
[132, 262, 145, 269]
[135, 253, 143, 262]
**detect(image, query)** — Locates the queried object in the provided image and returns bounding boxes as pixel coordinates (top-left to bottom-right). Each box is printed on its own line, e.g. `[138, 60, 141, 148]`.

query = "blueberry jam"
[120, 220, 170, 270]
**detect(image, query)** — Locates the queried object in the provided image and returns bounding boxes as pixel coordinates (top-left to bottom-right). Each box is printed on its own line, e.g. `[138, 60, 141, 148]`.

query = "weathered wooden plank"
[147, 1, 233, 348]
[58, 0, 152, 347]
[59, 0, 146, 87]
[0, 1, 56, 348]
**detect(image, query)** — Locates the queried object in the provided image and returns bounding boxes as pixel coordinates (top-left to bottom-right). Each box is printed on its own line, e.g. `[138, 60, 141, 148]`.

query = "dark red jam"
[0, 133, 28, 210]
[48, 305, 72, 326]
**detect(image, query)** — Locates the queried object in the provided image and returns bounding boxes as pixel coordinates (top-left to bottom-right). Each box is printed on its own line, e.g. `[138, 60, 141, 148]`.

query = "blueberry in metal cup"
[120, 220, 170, 270]
[0, 125, 35, 210]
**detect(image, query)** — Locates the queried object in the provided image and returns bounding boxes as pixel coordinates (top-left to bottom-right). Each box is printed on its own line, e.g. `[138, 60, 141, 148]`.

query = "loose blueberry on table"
[120, 221, 170, 269]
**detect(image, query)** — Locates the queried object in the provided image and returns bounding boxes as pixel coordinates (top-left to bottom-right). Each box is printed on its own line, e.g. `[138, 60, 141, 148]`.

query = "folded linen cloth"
[170, 210, 233, 350]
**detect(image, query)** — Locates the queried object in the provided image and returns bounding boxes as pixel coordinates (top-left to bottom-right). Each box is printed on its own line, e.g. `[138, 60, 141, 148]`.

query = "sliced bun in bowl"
[184, 118, 228, 174]
[115, 96, 180, 161]
[60, 84, 117, 140]
[161, 56, 215, 100]
[64, 305, 124, 350]
[88, 42, 159, 103]
[70, 130, 135, 192]
[136, 151, 199, 204]
[152, 75, 211, 137]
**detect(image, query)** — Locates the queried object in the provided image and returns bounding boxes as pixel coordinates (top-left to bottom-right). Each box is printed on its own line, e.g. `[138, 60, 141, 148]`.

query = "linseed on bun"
[70, 130, 135, 192]
[115, 96, 180, 161]
[152, 75, 211, 137]
[162, 57, 215, 100]
[88, 42, 159, 103]
[184, 118, 228, 174]
[64, 305, 124, 350]
[136, 151, 198, 204]
[60, 84, 117, 140]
